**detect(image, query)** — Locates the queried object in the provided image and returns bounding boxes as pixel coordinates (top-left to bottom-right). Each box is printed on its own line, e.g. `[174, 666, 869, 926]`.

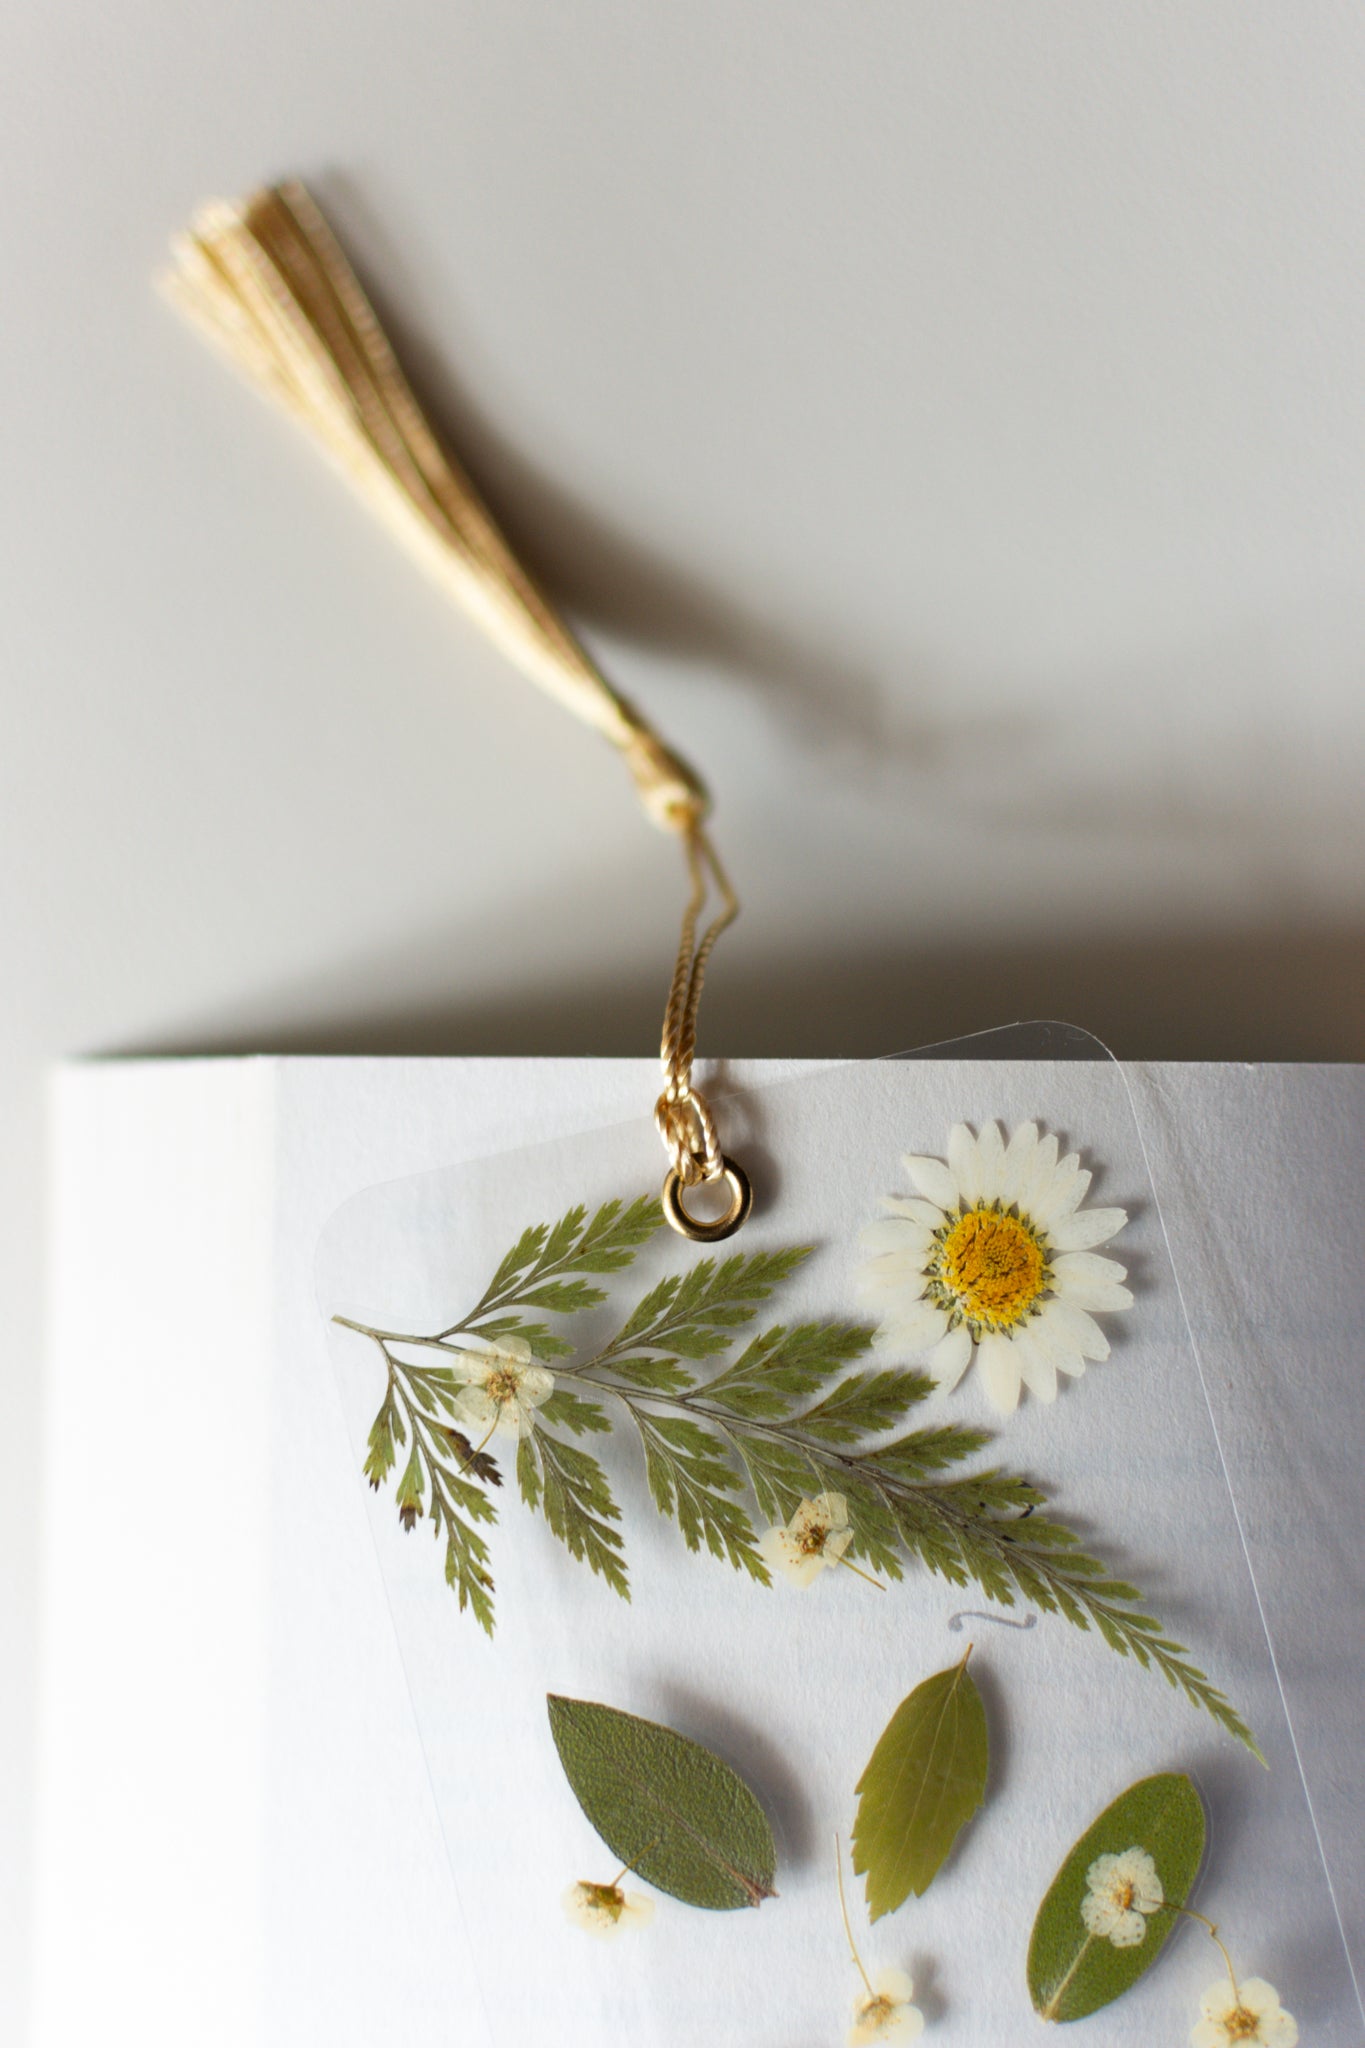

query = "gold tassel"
[164, 181, 746, 1235]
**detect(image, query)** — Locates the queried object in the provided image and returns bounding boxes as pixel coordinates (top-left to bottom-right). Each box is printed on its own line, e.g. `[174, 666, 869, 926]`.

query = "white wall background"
[4, 5, 1364, 2038]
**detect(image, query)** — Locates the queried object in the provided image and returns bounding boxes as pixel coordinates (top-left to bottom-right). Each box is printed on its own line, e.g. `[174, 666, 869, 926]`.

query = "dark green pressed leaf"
[547, 1695, 777, 1910]
[852, 1652, 988, 1917]
[1027, 1772, 1206, 2023]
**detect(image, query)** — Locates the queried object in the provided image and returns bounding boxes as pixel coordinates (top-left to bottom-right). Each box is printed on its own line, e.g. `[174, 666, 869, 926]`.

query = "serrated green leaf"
[852, 1650, 988, 1917]
[636, 1412, 765, 1580]
[516, 1433, 541, 1511]
[703, 1321, 873, 1419]
[539, 1388, 612, 1436]
[1027, 1772, 1206, 2023]
[795, 1365, 931, 1442]
[363, 1392, 402, 1488]
[533, 1435, 629, 1600]
[547, 1695, 777, 1910]
[597, 1352, 697, 1396]
[517, 1279, 607, 1314]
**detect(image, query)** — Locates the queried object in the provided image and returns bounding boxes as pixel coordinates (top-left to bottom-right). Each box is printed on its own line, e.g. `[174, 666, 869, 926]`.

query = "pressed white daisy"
[450, 1335, 554, 1439]
[562, 1878, 655, 1940]
[759, 1492, 855, 1588]
[849, 1966, 925, 2045]
[858, 1121, 1130, 1413]
[1080, 1847, 1164, 1948]
[1190, 1976, 1299, 2048]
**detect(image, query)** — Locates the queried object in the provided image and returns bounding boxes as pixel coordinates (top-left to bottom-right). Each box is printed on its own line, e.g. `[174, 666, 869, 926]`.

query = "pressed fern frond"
[333, 1199, 1260, 1757]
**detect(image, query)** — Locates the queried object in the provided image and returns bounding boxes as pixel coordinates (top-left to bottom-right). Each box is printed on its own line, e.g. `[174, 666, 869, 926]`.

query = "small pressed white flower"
[848, 1966, 925, 2045]
[562, 1878, 655, 1940]
[1190, 1976, 1299, 2047]
[1080, 1846, 1164, 1948]
[759, 1492, 854, 1588]
[450, 1336, 554, 1438]
[837, 1833, 927, 2044]
[858, 1121, 1131, 1413]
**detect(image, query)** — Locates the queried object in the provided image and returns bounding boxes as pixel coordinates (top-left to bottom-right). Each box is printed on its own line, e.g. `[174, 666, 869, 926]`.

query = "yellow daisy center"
[1225, 2009, 1262, 2043]
[933, 1206, 1049, 1331]
[484, 1367, 522, 1406]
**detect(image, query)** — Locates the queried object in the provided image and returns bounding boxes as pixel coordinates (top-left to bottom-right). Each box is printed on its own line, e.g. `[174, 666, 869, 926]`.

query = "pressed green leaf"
[597, 1352, 697, 1396]
[517, 1279, 608, 1314]
[1027, 1772, 1206, 2023]
[702, 1321, 873, 1419]
[539, 1388, 612, 1436]
[852, 1651, 988, 1917]
[636, 1413, 766, 1580]
[533, 1437, 629, 1600]
[362, 1392, 402, 1488]
[547, 1695, 777, 1909]
[794, 1364, 931, 1442]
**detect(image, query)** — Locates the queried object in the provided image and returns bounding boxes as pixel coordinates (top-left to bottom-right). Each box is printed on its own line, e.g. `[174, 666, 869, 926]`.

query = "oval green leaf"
[546, 1694, 778, 1910]
[851, 1650, 989, 1918]
[1028, 1771, 1206, 2023]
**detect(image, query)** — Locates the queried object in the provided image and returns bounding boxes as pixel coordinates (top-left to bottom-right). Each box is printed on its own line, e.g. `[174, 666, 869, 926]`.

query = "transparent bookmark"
[316, 1027, 1362, 2048]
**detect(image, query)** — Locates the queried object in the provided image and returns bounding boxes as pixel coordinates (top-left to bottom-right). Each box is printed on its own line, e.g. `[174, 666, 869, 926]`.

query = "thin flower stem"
[609, 1835, 665, 1889]
[835, 1833, 875, 2002]
[1162, 1903, 1240, 2000]
[835, 1552, 887, 1592]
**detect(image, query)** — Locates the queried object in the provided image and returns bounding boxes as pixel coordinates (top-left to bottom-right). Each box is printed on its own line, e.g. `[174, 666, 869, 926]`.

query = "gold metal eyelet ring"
[661, 1157, 753, 1243]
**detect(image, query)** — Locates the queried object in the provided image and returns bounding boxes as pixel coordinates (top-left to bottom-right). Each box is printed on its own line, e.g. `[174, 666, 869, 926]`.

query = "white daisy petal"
[1038, 1299, 1110, 1362]
[925, 1322, 973, 1395]
[1000, 1121, 1040, 1206]
[1021, 1314, 1083, 1380]
[1053, 1252, 1134, 1312]
[860, 1218, 934, 1258]
[1012, 1325, 1057, 1402]
[974, 1119, 1006, 1202]
[874, 1969, 915, 2003]
[901, 1152, 959, 1212]
[1014, 1131, 1060, 1216]
[1048, 1205, 1128, 1251]
[856, 1249, 930, 1297]
[880, 1194, 946, 1228]
[503, 1335, 532, 1362]
[1030, 1158, 1092, 1228]
[948, 1124, 981, 1206]
[874, 1302, 949, 1354]
[976, 1333, 1022, 1413]
[1056, 1250, 1128, 1286]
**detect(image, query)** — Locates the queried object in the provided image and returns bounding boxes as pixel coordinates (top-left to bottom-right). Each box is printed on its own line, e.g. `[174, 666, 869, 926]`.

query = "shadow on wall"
[120, 921, 1365, 1062]
[139, 179, 1359, 1070]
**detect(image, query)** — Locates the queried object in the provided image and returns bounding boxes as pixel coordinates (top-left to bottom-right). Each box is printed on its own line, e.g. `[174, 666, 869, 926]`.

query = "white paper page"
[317, 1057, 1360, 2046]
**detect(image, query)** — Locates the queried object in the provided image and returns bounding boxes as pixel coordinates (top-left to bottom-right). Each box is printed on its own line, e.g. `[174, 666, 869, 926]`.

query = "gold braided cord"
[655, 825, 738, 1186]
[163, 181, 737, 1191]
